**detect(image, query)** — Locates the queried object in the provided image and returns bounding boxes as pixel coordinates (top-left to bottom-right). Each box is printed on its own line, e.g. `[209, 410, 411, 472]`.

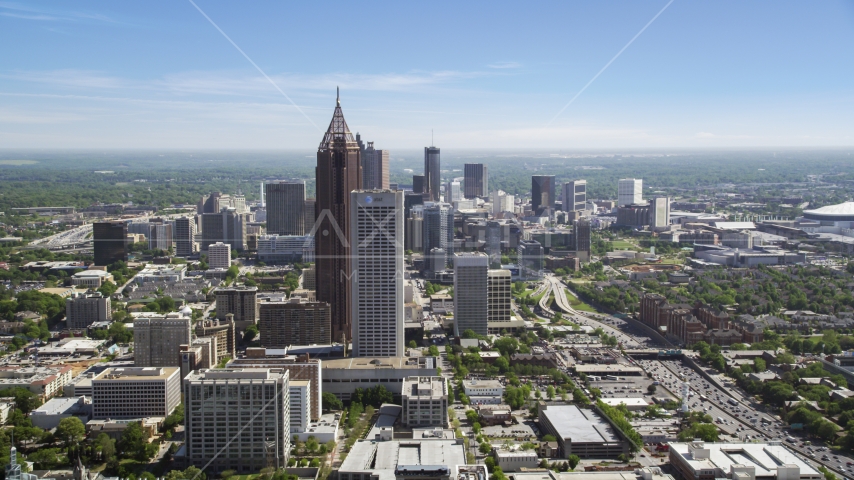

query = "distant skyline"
[1, 1, 853, 149]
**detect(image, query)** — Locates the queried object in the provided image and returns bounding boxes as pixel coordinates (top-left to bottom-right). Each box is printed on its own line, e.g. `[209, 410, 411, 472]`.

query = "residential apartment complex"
[258, 298, 331, 348]
[65, 291, 111, 329]
[133, 313, 192, 367]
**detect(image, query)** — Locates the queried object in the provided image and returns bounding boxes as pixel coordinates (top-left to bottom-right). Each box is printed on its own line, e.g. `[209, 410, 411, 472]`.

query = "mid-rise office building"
[412, 174, 426, 194]
[91, 367, 181, 419]
[259, 298, 331, 348]
[184, 368, 291, 473]
[133, 313, 192, 367]
[575, 219, 592, 263]
[228, 348, 322, 421]
[422, 202, 451, 271]
[174, 216, 198, 257]
[215, 287, 258, 330]
[195, 317, 235, 359]
[487, 269, 512, 324]
[65, 291, 111, 329]
[180, 339, 217, 381]
[207, 242, 231, 269]
[464, 163, 488, 198]
[93, 221, 127, 266]
[650, 196, 671, 230]
[198, 192, 248, 214]
[266, 181, 306, 236]
[315, 92, 362, 344]
[350, 190, 404, 358]
[424, 146, 441, 202]
[304, 197, 316, 233]
[148, 222, 173, 251]
[302, 265, 316, 291]
[492, 190, 515, 215]
[401, 376, 448, 427]
[289, 380, 311, 433]
[618, 178, 643, 207]
[518, 239, 544, 280]
[200, 207, 251, 251]
[532, 175, 556, 215]
[562, 180, 587, 212]
[362, 142, 390, 190]
[257, 234, 314, 263]
[453, 252, 489, 337]
[445, 180, 462, 202]
[669, 442, 820, 480]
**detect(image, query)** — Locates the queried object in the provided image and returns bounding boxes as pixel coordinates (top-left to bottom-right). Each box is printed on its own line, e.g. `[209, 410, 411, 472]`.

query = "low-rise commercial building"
[336, 436, 486, 480]
[29, 396, 92, 430]
[92, 367, 181, 419]
[668, 441, 821, 480]
[134, 265, 186, 284]
[71, 270, 114, 288]
[462, 379, 504, 405]
[0, 365, 73, 399]
[402, 376, 448, 427]
[538, 404, 629, 458]
[495, 450, 539, 472]
[322, 356, 437, 402]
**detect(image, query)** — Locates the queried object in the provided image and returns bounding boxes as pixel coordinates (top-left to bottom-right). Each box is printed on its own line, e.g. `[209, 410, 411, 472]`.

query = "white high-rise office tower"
[618, 178, 643, 206]
[453, 252, 489, 337]
[562, 180, 587, 212]
[174, 217, 197, 257]
[650, 196, 671, 229]
[350, 190, 404, 357]
[492, 191, 515, 215]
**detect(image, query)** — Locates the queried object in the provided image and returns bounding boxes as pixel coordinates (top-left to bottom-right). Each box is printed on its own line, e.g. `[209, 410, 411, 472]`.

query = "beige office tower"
[184, 368, 291, 474]
[208, 242, 231, 269]
[453, 252, 488, 337]
[562, 180, 587, 212]
[194, 317, 235, 359]
[133, 313, 192, 367]
[301, 265, 316, 290]
[92, 367, 181, 419]
[487, 269, 512, 324]
[215, 286, 258, 330]
[350, 190, 404, 357]
[174, 216, 198, 257]
[258, 298, 331, 348]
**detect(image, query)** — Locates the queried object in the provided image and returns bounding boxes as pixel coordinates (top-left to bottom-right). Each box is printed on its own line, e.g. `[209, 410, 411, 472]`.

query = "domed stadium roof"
[803, 201, 854, 221]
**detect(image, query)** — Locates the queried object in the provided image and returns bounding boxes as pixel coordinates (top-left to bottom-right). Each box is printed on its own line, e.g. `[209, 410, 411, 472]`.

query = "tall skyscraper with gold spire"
[314, 89, 362, 343]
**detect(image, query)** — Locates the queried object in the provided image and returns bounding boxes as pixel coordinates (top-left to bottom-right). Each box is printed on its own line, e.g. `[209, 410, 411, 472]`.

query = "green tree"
[568, 454, 580, 471]
[409, 340, 418, 349]
[322, 392, 343, 411]
[55, 417, 86, 447]
[244, 324, 258, 342]
[118, 421, 152, 461]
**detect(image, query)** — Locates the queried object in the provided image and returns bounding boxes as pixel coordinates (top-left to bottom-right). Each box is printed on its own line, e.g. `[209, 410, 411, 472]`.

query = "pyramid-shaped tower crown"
[318, 87, 356, 149]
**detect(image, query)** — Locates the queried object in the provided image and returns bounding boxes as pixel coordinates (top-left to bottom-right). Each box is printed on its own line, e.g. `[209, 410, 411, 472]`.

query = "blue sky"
[1, 0, 853, 149]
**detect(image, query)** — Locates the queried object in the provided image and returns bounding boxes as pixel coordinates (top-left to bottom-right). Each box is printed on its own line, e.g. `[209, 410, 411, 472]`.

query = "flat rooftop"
[540, 405, 620, 444]
[323, 357, 434, 370]
[340, 439, 466, 473]
[404, 376, 446, 398]
[600, 398, 651, 408]
[669, 442, 820, 478]
[574, 364, 644, 374]
[94, 367, 179, 381]
[31, 396, 88, 416]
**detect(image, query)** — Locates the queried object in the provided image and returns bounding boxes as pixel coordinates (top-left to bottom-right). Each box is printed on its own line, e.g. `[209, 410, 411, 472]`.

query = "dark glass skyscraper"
[463, 163, 488, 199]
[315, 91, 362, 343]
[424, 146, 441, 202]
[93, 221, 127, 266]
[531, 175, 555, 215]
[266, 181, 306, 236]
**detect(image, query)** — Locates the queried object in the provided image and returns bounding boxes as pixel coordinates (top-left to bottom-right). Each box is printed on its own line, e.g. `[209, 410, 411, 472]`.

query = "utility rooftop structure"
[336, 437, 485, 480]
[668, 441, 821, 480]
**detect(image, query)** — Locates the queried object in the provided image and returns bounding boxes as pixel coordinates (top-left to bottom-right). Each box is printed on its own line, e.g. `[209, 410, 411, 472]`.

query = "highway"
[566, 300, 851, 477]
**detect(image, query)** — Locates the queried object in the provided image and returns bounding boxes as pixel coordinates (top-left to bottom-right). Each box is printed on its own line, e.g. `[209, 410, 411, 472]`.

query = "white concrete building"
[669, 441, 821, 480]
[618, 178, 643, 207]
[402, 376, 448, 427]
[462, 379, 504, 404]
[208, 242, 232, 269]
[92, 366, 181, 419]
[350, 190, 404, 358]
[495, 450, 539, 472]
[289, 380, 311, 433]
[71, 269, 113, 288]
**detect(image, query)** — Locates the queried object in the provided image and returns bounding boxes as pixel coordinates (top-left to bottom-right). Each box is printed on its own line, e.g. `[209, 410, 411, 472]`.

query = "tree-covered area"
[595, 400, 642, 452]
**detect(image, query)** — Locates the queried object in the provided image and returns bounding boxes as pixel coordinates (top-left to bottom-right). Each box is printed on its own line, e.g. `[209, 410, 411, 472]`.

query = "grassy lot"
[565, 289, 597, 312]
[609, 240, 636, 250]
[659, 257, 685, 265]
